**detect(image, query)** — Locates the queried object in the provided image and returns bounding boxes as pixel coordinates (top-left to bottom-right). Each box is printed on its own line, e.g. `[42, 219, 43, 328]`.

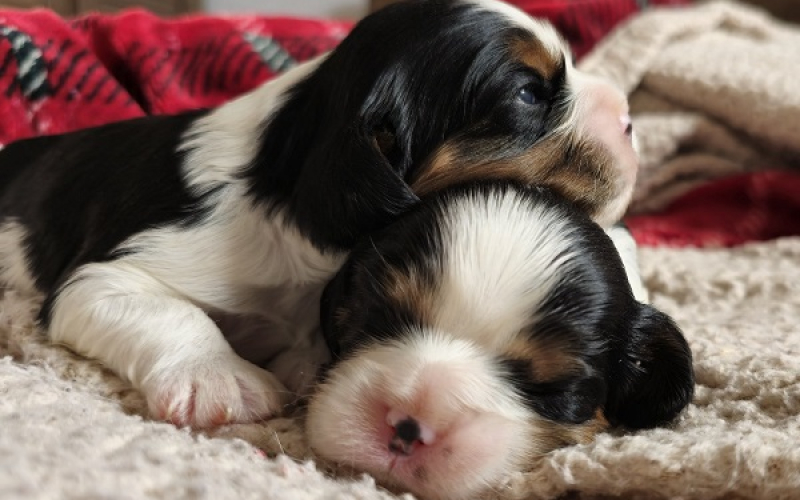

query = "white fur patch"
[432, 188, 576, 350]
[307, 332, 535, 500]
[48, 260, 288, 428]
[606, 225, 650, 304]
[180, 55, 327, 195]
[0, 221, 37, 294]
[97, 174, 343, 404]
[468, 0, 567, 59]
[114, 189, 342, 313]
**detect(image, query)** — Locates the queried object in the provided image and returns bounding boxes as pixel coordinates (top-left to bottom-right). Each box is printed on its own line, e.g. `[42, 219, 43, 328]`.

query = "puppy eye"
[518, 85, 539, 105]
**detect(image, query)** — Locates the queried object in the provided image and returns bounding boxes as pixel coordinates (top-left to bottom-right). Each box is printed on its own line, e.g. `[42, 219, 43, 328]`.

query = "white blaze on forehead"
[431, 189, 577, 352]
[467, 0, 567, 59]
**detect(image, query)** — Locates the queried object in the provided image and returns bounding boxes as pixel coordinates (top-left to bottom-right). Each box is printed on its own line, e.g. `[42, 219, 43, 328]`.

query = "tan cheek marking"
[565, 408, 609, 445]
[510, 35, 561, 81]
[504, 337, 585, 384]
[412, 136, 563, 196]
[534, 409, 609, 451]
[386, 267, 435, 325]
[410, 143, 460, 196]
[412, 134, 618, 222]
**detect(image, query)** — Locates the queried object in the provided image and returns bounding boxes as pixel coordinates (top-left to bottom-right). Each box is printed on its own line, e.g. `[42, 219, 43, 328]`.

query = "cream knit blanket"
[3, 3, 800, 499]
[580, 0, 800, 214]
[2, 238, 800, 499]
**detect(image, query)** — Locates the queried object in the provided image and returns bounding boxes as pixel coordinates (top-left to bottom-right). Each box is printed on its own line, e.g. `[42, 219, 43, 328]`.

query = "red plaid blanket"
[514, 0, 691, 57]
[0, 9, 351, 141]
[1, 4, 797, 248]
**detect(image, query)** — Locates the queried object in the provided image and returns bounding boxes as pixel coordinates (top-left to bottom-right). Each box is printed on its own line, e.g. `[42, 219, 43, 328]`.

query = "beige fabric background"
[2, 1, 800, 499]
[3, 238, 800, 499]
[580, 0, 800, 214]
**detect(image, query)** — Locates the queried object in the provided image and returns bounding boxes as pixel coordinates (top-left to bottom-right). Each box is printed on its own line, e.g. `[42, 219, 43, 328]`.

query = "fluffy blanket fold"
[3, 237, 800, 499]
[579, 1, 800, 246]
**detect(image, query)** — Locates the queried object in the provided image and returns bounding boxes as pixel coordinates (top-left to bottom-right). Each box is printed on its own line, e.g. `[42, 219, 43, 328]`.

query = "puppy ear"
[293, 125, 419, 250]
[605, 304, 694, 429]
[319, 258, 358, 359]
[531, 374, 607, 425]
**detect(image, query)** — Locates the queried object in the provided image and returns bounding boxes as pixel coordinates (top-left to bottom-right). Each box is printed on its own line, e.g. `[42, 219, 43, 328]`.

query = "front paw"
[143, 354, 288, 428]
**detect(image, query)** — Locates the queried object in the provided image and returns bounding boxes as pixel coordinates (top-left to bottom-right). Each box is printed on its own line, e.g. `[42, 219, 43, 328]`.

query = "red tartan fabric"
[71, 11, 352, 114]
[508, 0, 692, 58]
[626, 171, 800, 248]
[0, 9, 351, 143]
[0, 9, 143, 141]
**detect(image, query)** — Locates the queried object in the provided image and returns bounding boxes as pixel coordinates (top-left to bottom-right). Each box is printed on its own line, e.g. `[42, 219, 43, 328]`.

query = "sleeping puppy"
[0, 0, 639, 428]
[309, 182, 694, 500]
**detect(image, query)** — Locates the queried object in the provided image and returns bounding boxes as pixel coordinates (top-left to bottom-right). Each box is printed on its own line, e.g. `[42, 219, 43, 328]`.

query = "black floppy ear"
[293, 124, 419, 250]
[605, 304, 694, 429]
[320, 257, 358, 359]
[529, 374, 608, 425]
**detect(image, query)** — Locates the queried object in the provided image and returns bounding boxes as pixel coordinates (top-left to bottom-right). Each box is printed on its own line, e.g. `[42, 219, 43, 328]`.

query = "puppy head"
[269, 0, 637, 250]
[307, 183, 693, 500]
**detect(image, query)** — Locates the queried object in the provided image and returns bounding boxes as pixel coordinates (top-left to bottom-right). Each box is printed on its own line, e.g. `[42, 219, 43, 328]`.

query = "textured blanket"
[579, 0, 800, 246]
[3, 237, 800, 499]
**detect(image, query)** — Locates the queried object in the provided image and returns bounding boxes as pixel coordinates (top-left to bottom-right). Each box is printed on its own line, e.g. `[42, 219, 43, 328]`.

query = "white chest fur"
[115, 185, 344, 315]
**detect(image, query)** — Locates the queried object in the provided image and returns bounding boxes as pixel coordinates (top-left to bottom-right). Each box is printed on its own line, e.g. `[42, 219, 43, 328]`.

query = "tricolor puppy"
[0, 0, 638, 428]
[309, 182, 694, 500]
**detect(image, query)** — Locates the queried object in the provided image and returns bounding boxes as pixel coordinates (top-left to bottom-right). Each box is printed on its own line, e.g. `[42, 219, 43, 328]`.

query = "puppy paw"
[144, 354, 288, 428]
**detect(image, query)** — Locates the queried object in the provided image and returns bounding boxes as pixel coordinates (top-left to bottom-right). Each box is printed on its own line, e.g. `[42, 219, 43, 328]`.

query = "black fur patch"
[0, 111, 208, 320]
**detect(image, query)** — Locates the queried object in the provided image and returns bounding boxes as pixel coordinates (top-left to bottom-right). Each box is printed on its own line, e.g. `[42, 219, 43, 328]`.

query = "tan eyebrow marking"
[510, 34, 562, 81]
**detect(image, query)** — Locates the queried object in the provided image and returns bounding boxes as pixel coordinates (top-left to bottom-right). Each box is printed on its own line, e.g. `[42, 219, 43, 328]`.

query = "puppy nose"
[389, 418, 421, 456]
[386, 409, 437, 456]
[621, 114, 633, 136]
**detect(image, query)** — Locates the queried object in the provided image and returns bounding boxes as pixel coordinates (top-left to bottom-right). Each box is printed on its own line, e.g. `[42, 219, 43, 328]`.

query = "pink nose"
[621, 114, 633, 136]
[389, 417, 421, 456]
[387, 409, 437, 456]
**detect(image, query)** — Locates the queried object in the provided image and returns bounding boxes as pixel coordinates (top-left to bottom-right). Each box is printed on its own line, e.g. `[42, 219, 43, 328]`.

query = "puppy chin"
[307, 330, 535, 500]
[594, 179, 635, 228]
[570, 71, 639, 226]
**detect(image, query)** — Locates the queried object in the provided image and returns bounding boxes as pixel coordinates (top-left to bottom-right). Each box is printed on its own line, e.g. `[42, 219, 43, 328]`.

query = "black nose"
[389, 418, 421, 456]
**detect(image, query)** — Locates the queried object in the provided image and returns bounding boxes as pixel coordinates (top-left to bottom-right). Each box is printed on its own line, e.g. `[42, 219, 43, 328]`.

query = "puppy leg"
[605, 223, 650, 304]
[47, 262, 288, 428]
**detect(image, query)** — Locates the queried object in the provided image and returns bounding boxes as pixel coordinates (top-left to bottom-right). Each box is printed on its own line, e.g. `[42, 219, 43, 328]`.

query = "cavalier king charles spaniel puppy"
[309, 181, 694, 500]
[0, 0, 640, 428]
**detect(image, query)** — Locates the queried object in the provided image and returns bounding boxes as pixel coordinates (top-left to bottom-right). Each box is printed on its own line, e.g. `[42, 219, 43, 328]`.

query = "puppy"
[0, 0, 639, 428]
[309, 182, 694, 500]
